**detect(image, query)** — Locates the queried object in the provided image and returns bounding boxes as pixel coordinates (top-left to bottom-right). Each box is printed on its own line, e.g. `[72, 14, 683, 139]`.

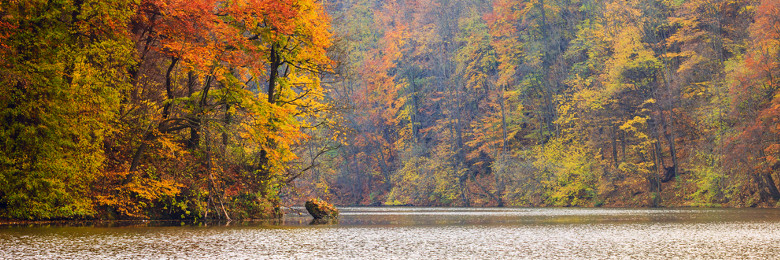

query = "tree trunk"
[162, 57, 179, 119]
[611, 125, 619, 168]
[765, 172, 780, 201]
[187, 71, 200, 149]
[267, 44, 281, 104]
[222, 103, 230, 147]
[127, 57, 179, 179]
[128, 132, 152, 177]
[257, 45, 282, 180]
[498, 85, 509, 152]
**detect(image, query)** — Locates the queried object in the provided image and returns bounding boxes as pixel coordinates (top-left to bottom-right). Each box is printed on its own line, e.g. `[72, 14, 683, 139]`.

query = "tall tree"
[0, 0, 136, 219]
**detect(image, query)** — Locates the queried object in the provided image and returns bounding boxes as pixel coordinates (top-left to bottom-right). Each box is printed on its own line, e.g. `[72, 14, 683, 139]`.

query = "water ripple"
[3, 207, 780, 259]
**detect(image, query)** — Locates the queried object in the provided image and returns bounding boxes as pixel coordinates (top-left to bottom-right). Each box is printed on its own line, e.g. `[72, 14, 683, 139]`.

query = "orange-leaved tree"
[726, 0, 780, 205]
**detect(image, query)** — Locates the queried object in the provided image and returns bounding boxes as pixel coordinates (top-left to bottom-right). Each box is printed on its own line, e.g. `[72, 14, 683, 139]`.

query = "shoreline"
[4, 205, 778, 225]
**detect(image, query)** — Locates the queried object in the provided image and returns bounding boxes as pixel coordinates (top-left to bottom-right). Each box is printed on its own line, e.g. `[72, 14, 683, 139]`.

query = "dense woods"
[2, 0, 780, 220]
[0, 0, 338, 220]
[295, 0, 780, 208]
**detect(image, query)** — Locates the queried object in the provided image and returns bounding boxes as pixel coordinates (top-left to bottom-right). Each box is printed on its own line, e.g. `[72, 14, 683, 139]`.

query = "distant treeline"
[294, 0, 780, 208]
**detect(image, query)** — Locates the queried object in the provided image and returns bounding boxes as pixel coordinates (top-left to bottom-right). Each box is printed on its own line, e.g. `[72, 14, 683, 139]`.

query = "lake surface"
[3, 207, 780, 259]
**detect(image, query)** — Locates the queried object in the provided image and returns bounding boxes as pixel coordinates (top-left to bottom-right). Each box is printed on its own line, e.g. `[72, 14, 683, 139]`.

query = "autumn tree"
[726, 0, 780, 205]
[0, 0, 335, 220]
[0, 0, 136, 219]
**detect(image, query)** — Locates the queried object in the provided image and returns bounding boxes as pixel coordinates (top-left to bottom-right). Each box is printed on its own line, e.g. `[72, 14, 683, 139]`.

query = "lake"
[3, 207, 780, 259]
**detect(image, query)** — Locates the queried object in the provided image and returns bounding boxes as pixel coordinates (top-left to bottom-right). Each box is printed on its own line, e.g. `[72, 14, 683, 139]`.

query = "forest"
[1, 0, 780, 220]
[300, 0, 780, 208]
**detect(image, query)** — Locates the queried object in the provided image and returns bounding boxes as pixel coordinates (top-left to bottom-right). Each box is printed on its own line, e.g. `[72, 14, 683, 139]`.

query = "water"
[3, 207, 780, 259]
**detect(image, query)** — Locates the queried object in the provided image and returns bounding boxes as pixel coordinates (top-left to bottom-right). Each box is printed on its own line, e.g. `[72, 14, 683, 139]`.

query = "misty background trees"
[296, 0, 780, 208]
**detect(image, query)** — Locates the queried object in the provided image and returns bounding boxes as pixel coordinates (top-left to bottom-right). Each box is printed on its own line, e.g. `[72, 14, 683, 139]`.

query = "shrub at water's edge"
[305, 198, 339, 220]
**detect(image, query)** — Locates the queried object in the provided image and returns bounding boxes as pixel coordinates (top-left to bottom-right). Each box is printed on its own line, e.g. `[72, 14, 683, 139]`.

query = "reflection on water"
[3, 207, 780, 259]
